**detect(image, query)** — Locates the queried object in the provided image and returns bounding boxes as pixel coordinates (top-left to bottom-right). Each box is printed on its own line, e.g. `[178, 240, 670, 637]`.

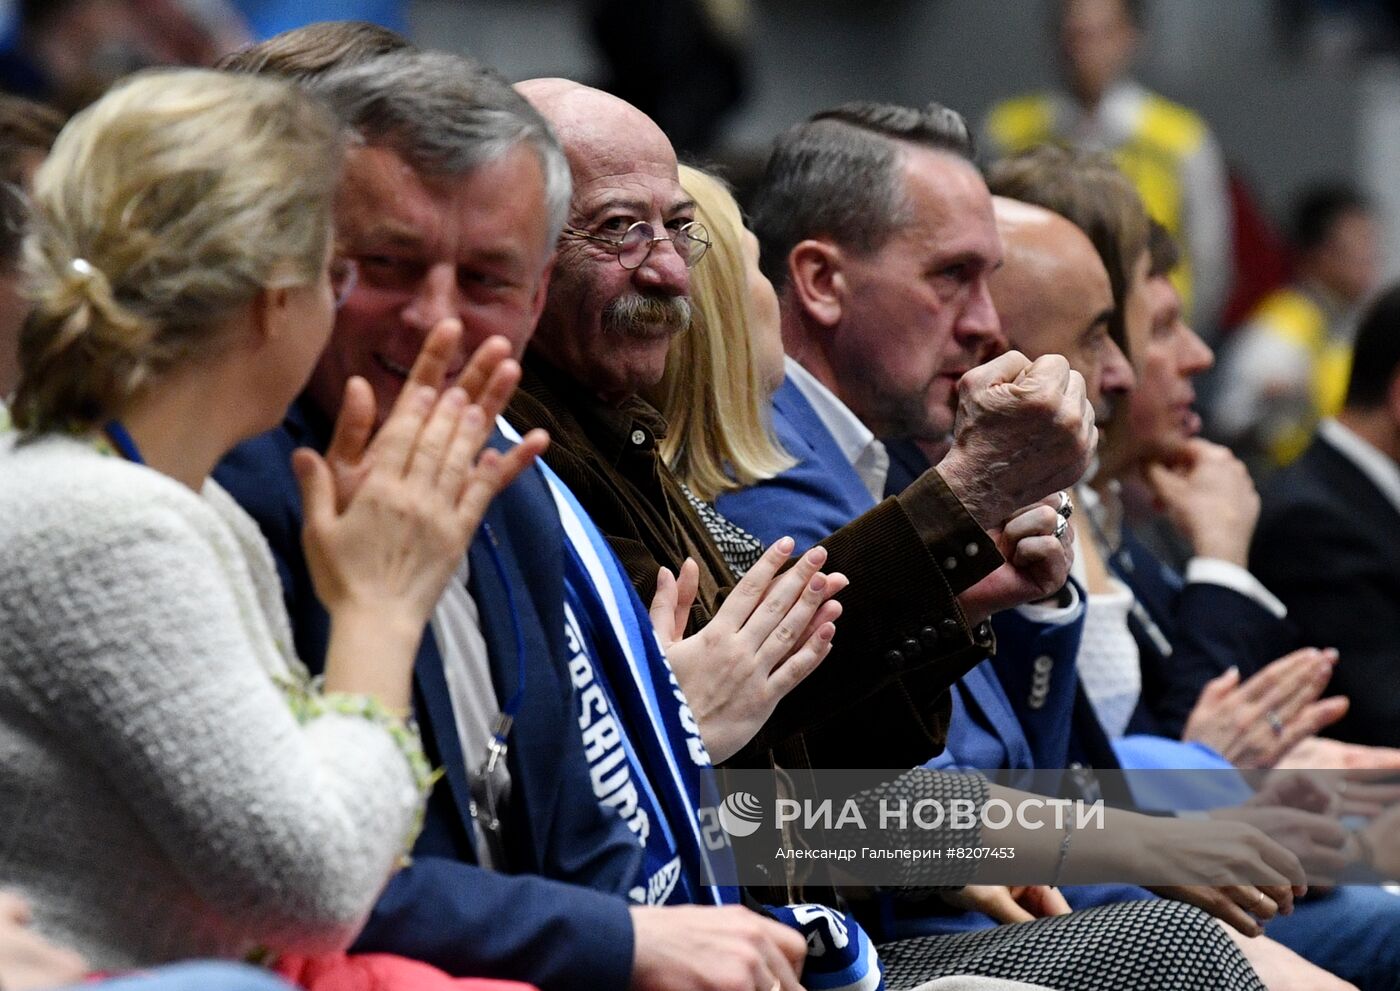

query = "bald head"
[992, 196, 1130, 418]
[519, 79, 679, 193]
[516, 79, 696, 402]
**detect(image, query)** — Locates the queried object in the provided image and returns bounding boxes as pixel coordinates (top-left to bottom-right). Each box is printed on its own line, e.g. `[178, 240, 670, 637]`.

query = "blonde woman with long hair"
[646, 165, 793, 575]
[0, 68, 539, 976]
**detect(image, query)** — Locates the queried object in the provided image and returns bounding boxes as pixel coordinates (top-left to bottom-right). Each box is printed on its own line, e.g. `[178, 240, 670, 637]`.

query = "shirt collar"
[1079, 477, 1125, 555]
[521, 353, 668, 465]
[784, 356, 889, 502]
[1318, 418, 1400, 516]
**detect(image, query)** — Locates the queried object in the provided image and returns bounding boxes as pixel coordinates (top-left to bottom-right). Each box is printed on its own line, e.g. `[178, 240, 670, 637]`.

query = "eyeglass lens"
[617, 222, 709, 270]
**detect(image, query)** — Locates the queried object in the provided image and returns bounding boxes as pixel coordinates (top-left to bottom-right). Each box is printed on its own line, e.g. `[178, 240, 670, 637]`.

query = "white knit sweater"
[0, 433, 427, 969]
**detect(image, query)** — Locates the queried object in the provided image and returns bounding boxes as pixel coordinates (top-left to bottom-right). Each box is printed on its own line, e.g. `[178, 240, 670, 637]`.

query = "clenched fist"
[937, 351, 1098, 530]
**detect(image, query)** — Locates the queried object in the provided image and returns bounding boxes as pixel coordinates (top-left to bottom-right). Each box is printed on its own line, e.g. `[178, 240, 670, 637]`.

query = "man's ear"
[787, 238, 846, 329]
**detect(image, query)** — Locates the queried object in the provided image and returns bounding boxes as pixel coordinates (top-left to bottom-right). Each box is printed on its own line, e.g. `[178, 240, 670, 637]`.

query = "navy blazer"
[1253, 432, 1400, 746]
[216, 397, 641, 991]
[1111, 530, 1299, 740]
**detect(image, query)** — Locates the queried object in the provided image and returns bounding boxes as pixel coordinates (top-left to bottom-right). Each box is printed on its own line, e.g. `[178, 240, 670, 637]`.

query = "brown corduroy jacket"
[507, 355, 1002, 774]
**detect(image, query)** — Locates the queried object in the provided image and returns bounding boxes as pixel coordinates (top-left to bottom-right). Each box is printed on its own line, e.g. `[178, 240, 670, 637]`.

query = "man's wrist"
[933, 451, 1003, 531]
[1189, 535, 1250, 568]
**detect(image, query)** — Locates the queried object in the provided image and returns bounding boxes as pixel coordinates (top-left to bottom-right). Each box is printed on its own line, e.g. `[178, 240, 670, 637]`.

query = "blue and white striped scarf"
[498, 419, 882, 989]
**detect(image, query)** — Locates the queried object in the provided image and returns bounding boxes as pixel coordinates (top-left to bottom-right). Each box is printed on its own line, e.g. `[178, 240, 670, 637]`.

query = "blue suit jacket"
[720, 377, 1116, 776]
[715, 376, 873, 553]
[927, 590, 1121, 774]
[216, 397, 641, 991]
[1111, 530, 1299, 739]
[887, 438, 1121, 774]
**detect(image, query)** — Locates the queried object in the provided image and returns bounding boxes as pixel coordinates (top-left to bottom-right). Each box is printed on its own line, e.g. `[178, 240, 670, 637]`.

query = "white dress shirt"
[431, 557, 512, 869]
[784, 355, 889, 504]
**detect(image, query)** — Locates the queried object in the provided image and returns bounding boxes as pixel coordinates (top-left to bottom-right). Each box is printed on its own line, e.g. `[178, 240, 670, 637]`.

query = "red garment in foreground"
[275, 953, 537, 991]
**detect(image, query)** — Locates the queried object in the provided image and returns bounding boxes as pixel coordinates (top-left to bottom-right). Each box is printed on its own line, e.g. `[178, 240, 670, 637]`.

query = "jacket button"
[919, 625, 940, 651]
[940, 618, 961, 639]
[884, 648, 905, 669]
[630, 429, 647, 446]
[1033, 654, 1054, 674]
[901, 637, 920, 659]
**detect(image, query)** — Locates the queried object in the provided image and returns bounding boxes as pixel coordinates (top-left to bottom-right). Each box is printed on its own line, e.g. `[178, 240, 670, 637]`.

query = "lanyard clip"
[483, 713, 514, 776]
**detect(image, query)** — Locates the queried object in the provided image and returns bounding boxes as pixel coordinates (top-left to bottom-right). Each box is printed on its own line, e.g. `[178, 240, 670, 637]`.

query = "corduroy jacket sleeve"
[755, 473, 1000, 770]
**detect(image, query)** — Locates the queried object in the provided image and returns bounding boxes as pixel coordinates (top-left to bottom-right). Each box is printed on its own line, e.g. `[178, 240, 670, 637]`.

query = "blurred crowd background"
[4, 0, 1397, 482]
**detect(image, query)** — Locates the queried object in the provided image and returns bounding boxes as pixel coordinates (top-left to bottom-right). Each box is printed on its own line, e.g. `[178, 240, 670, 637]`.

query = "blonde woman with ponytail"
[0, 69, 540, 973]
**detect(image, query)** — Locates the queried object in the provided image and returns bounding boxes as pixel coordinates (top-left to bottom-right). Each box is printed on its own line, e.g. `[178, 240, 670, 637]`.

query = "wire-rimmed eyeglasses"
[561, 220, 710, 271]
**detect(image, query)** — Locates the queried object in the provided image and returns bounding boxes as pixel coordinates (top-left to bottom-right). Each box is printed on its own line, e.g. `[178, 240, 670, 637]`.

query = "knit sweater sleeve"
[2, 482, 426, 956]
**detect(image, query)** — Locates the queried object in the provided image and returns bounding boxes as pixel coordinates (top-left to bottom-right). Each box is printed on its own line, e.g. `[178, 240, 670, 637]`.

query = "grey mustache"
[602, 293, 692, 335]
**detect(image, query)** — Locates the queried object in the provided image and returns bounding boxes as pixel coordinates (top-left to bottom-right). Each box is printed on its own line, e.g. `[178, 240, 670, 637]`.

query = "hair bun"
[53, 250, 142, 339]
[13, 68, 343, 434]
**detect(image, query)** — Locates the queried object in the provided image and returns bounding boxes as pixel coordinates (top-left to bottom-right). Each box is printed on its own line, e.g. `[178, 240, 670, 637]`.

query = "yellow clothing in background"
[985, 81, 1232, 327]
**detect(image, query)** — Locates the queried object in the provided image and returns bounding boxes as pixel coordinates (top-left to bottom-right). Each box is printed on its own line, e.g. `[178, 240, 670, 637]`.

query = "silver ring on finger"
[1265, 710, 1285, 737]
[1056, 489, 1074, 520]
[1053, 513, 1069, 540]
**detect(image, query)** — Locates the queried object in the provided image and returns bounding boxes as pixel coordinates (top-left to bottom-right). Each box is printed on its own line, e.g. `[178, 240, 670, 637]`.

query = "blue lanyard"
[103, 421, 144, 464]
